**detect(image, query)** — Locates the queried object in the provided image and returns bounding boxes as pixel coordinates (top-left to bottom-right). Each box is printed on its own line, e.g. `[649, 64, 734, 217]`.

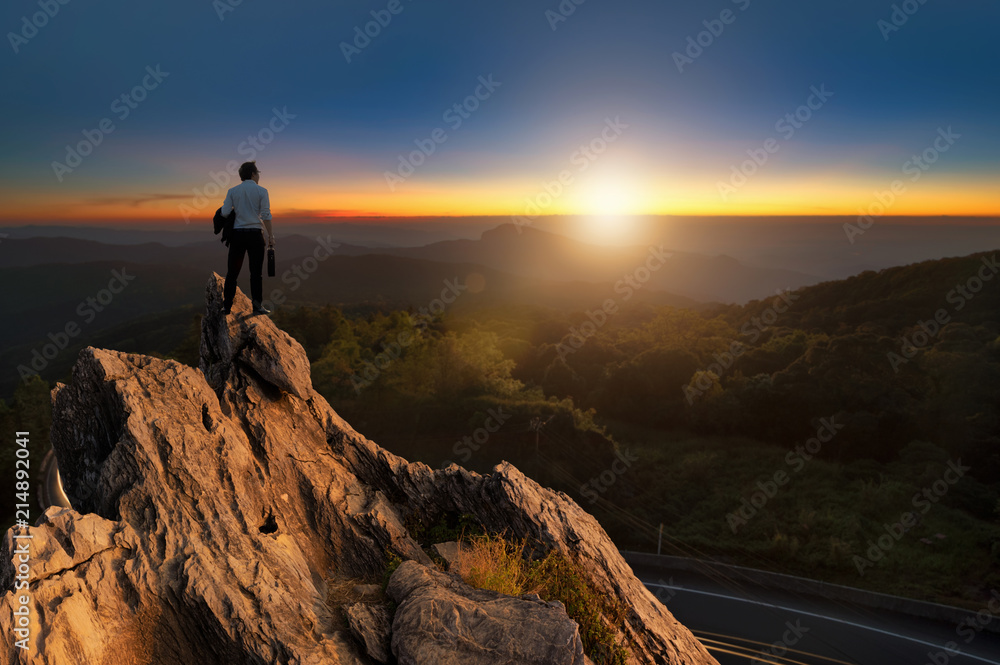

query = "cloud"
[86, 193, 193, 207]
[278, 208, 383, 219]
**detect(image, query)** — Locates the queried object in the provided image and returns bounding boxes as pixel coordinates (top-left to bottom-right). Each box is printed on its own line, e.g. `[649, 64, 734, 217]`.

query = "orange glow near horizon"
[2, 173, 998, 224]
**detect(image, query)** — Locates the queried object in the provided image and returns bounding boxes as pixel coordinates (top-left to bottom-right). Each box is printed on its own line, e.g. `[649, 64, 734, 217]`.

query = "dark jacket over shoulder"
[213, 208, 236, 247]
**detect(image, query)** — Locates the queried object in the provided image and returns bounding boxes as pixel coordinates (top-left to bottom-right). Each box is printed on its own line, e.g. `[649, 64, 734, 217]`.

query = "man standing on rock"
[221, 160, 275, 316]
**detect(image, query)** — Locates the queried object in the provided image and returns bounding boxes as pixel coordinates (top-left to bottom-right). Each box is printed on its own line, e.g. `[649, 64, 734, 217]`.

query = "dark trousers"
[224, 229, 265, 308]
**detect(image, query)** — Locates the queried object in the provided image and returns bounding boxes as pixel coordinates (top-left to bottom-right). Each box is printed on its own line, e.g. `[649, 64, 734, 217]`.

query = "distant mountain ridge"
[1, 223, 823, 304]
[6, 218, 998, 280]
[0, 235, 375, 269]
[3, 244, 998, 403]
[312, 223, 824, 304]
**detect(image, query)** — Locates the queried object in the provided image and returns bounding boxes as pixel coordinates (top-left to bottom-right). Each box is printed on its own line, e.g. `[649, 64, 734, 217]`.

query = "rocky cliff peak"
[0, 274, 717, 665]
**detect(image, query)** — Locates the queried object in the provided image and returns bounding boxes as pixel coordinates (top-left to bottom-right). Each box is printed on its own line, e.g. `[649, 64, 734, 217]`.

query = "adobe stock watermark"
[511, 116, 629, 231]
[652, 578, 677, 606]
[16, 268, 136, 381]
[580, 448, 640, 504]
[877, 0, 931, 41]
[7, 0, 71, 54]
[213, 0, 245, 21]
[11, 525, 31, 650]
[350, 277, 470, 393]
[853, 459, 970, 576]
[384, 75, 501, 191]
[440, 407, 512, 467]
[925, 590, 1000, 665]
[751, 620, 810, 665]
[544, 0, 588, 31]
[258, 235, 342, 311]
[672, 0, 752, 73]
[178, 106, 296, 222]
[685, 288, 798, 405]
[51, 65, 170, 182]
[11, 430, 32, 652]
[340, 0, 416, 63]
[887, 254, 997, 372]
[555, 245, 672, 361]
[726, 416, 843, 533]
[718, 85, 833, 201]
[844, 126, 960, 244]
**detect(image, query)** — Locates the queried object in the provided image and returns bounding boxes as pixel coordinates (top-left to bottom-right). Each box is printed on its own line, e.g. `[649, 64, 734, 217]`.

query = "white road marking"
[645, 582, 1000, 665]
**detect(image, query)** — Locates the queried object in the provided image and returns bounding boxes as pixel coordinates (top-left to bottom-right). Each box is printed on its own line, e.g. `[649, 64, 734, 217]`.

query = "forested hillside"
[6, 249, 999, 607]
[260, 250, 1000, 479]
[250, 249, 1000, 605]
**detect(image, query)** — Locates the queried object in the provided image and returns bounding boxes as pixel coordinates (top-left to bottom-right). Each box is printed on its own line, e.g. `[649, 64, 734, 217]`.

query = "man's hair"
[238, 161, 259, 181]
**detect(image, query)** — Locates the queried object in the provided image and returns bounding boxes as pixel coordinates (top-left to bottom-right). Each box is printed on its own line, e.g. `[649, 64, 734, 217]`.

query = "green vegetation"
[6, 249, 998, 610]
[381, 553, 403, 592]
[0, 376, 54, 532]
[380, 520, 631, 662]
[598, 426, 1000, 607]
[454, 533, 630, 665]
[526, 548, 631, 665]
[270, 305, 623, 490]
[405, 512, 484, 549]
[265, 250, 1000, 608]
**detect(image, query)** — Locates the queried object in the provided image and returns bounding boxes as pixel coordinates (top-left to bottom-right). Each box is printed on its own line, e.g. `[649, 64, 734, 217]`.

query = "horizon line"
[2, 213, 999, 228]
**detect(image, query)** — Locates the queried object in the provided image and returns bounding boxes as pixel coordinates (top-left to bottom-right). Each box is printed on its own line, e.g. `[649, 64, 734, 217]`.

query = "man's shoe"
[223, 305, 232, 315]
[252, 302, 271, 316]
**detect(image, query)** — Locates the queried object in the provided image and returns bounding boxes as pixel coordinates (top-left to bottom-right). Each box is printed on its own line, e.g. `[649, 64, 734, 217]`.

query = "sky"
[1, 0, 998, 227]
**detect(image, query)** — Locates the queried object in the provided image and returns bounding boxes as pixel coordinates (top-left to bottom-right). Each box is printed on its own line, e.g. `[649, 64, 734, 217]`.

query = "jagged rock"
[343, 603, 391, 664]
[387, 560, 586, 665]
[200, 277, 313, 399]
[0, 507, 141, 660]
[0, 274, 718, 665]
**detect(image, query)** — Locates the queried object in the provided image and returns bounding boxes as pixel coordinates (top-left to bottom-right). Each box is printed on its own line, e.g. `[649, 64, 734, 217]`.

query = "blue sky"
[1, 0, 997, 221]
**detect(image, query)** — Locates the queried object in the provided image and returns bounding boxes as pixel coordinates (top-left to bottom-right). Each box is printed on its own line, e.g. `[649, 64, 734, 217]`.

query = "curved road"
[635, 563, 1000, 665]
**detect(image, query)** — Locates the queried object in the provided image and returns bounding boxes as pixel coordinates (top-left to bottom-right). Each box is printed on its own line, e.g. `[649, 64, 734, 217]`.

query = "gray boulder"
[387, 560, 585, 665]
[344, 603, 392, 664]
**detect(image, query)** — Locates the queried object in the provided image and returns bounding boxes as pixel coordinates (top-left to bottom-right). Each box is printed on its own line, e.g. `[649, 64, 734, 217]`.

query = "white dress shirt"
[221, 179, 272, 230]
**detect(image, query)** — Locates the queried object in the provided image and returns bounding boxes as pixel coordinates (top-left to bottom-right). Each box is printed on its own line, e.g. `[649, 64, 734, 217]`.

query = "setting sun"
[579, 175, 639, 217]
[572, 172, 648, 245]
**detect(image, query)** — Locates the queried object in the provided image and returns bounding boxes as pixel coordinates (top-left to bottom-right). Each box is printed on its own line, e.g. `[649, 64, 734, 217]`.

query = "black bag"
[213, 208, 236, 247]
[267, 247, 275, 277]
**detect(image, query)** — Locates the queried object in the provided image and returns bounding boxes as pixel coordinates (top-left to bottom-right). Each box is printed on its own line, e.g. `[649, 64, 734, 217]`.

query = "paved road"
[635, 563, 1000, 665]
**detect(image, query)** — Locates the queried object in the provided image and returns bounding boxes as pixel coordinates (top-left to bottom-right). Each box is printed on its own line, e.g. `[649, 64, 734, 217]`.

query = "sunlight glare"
[576, 173, 645, 245]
